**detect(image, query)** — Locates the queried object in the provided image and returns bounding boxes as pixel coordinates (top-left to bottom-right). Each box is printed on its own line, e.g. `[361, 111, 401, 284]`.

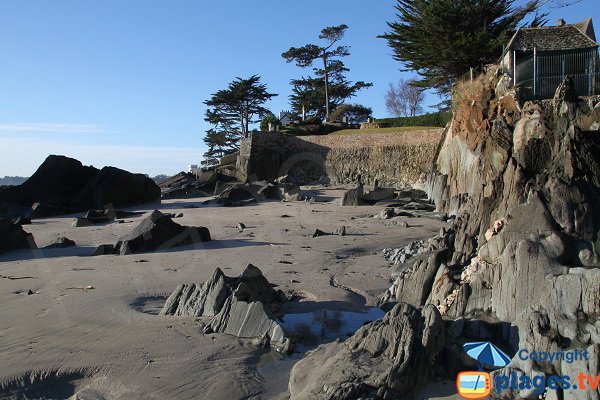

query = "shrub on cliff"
[376, 112, 452, 128]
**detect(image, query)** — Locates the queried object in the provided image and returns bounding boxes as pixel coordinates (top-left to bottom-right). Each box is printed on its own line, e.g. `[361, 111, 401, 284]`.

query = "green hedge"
[375, 112, 451, 128]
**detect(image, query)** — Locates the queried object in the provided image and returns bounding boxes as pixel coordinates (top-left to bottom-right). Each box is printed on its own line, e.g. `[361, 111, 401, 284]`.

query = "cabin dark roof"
[505, 19, 598, 52]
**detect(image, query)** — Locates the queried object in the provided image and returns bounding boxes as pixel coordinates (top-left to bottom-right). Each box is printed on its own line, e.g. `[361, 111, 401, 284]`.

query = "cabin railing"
[502, 47, 600, 100]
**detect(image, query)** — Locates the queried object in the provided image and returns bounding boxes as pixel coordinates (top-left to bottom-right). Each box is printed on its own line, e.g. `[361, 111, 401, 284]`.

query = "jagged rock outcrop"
[288, 303, 444, 400]
[92, 210, 211, 255]
[0, 155, 160, 218]
[161, 265, 290, 352]
[380, 73, 600, 397]
[293, 73, 600, 399]
[0, 218, 36, 254]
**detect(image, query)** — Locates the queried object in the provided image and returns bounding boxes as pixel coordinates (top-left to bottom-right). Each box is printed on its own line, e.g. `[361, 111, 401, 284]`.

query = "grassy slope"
[330, 126, 434, 135]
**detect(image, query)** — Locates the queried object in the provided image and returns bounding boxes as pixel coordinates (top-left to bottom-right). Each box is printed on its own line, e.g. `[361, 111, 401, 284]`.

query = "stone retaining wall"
[236, 129, 445, 186]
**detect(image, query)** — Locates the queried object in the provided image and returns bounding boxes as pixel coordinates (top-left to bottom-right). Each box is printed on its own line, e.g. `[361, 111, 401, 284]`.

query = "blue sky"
[0, 0, 598, 177]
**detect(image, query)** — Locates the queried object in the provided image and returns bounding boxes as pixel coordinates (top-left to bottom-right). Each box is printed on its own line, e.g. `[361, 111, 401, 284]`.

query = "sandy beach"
[0, 187, 448, 399]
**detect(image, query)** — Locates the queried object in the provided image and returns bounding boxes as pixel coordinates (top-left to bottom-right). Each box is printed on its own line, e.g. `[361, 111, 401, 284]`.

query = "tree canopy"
[202, 75, 276, 165]
[380, 0, 541, 92]
[283, 24, 371, 120]
[204, 75, 277, 139]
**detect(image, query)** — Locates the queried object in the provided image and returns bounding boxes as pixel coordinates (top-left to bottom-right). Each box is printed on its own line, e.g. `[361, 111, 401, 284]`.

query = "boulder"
[161, 265, 289, 352]
[0, 218, 36, 254]
[88, 210, 210, 256]
[217, 186, 256, 207]
[111, 210, 210, 255]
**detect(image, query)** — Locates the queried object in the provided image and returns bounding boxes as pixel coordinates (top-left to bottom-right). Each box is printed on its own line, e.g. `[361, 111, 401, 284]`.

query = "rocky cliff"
[288, 71, 600, 399]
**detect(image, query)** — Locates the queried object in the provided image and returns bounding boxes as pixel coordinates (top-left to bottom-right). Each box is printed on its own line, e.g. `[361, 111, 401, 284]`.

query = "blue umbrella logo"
[463, 341, 512, 368]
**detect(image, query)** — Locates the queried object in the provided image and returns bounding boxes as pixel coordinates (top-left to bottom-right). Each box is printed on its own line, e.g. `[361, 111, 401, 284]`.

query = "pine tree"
[204, 75, 277, 139]
[380, 0, 540, 92]
[202, 75, 276, 164]
[283, 25, 371, 120]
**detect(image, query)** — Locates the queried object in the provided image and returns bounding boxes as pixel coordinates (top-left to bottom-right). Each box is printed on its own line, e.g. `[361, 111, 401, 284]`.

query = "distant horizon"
[1, 0, 597, 176]
[0, 153, 190, 179]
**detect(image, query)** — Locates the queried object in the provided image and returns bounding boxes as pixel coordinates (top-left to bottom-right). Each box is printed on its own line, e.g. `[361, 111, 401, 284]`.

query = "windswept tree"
[204, 75, 277, 139]
[380, 0, 541, 93]
[385, 79, 425, 117]
[203, 75, 276, 165]
[283, 24, 371, 120]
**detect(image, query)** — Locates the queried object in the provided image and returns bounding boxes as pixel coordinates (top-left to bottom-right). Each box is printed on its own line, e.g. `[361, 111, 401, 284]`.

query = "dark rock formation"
[217, 186, 257, 207]
[159, 171, 236, 199]
[42, 237, 76, 249]
[289, 303, 444, 400]
[0, 218, 36, 254]
[71, 166, 160, 210]
[161, 265, 289, 352]
[0, 155, 160, 218]
[92, 210, 210, 255]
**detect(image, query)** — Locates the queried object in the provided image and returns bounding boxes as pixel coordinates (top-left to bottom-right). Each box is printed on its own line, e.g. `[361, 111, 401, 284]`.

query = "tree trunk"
[240, 110, 246, 138]
[244, 103, 250, 136]
[322, 52, 330, 121]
